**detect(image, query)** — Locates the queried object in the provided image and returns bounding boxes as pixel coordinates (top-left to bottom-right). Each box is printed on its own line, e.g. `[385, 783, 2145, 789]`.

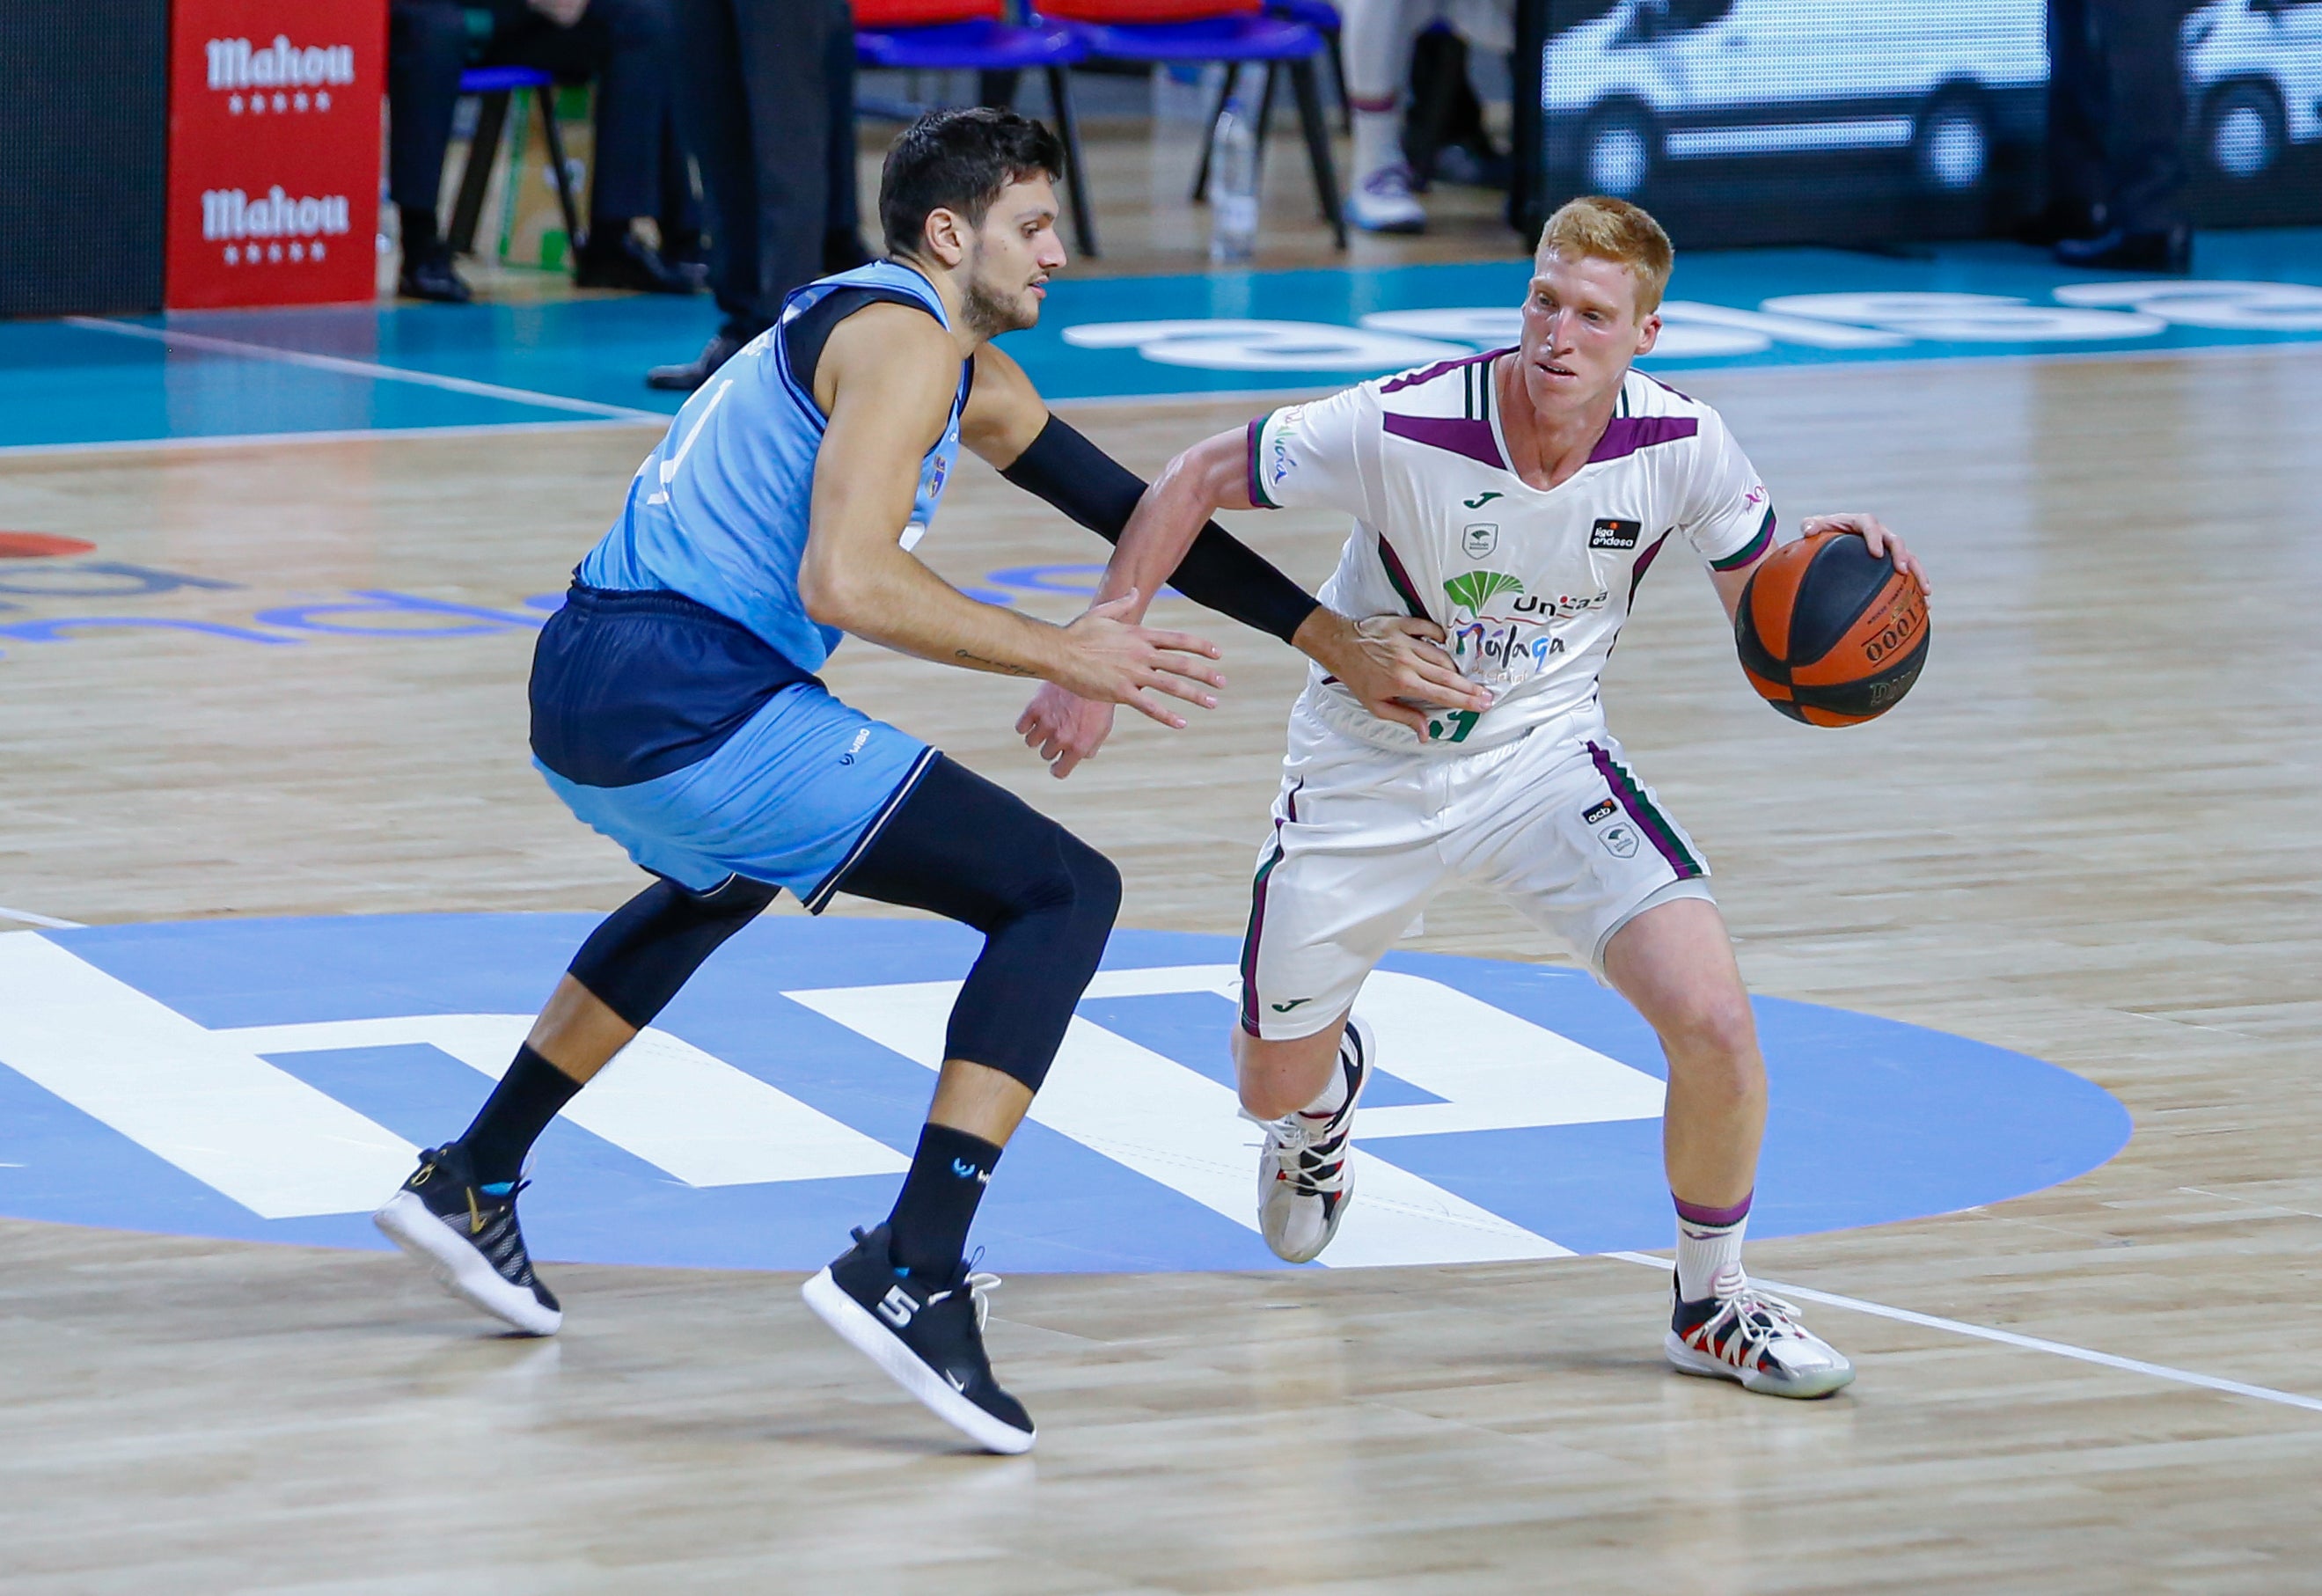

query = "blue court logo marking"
[0, 915, 2130, 1273]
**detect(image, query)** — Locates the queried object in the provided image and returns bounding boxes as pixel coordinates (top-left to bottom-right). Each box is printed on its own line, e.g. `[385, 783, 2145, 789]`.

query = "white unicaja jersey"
[1248, 351, 1775, 754]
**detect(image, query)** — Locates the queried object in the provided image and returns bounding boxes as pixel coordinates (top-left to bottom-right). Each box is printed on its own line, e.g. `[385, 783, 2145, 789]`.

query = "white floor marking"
[1353, 970, 1665, 1137]
[785, 973, 1571, 1268]
[62, 318, 665, 421]
[1073, 963, 1664, 1134]
[220, 1014, 906, 1187]
[0, 906, 84, 929]
[0, 937, 415, 1218]
[1608, 1252, 2322, 1416]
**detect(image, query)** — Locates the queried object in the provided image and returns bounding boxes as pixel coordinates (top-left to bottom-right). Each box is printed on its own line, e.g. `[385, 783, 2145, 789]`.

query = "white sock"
[1674, 1203, 1750, 1302]
[1352, 108, 1402, 181]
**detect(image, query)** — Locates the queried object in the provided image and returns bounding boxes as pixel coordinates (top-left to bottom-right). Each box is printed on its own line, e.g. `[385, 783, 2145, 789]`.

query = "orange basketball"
[1734, 531, 1929, 727]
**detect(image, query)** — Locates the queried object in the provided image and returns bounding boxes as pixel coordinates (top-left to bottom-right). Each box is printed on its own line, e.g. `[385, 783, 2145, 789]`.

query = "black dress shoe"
[2054, 225, 2191, 273]
[573, 230, 700, 295]
[2012, 202, 2099, 249]
[397, 243, 473, 304]
[646, 331, 747, 392]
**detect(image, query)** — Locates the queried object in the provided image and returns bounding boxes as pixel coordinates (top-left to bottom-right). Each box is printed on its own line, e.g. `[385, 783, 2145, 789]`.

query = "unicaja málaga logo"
[205, 36, 356, 92]
[201, 187, 353, 243]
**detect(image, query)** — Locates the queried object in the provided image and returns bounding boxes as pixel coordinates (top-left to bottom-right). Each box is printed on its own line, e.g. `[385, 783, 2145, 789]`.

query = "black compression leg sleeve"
[1000, 414, 1321, 645]
[565, 874, 781, 1030]
[834, 754, 1121, 1090]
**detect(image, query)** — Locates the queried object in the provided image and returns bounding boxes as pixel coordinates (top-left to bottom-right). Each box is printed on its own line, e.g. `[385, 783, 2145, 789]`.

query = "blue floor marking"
[0, 914, 2132, 1273]
[2, 230, 2316, 452]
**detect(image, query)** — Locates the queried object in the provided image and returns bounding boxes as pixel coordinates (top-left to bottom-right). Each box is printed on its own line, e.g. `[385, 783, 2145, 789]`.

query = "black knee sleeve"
[836, 756, 1121, 1092]
[567, 873, 780, 1030]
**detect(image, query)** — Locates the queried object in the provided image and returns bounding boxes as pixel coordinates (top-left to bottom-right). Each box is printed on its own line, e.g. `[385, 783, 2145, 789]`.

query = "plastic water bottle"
[1207, 96, 1259, 266]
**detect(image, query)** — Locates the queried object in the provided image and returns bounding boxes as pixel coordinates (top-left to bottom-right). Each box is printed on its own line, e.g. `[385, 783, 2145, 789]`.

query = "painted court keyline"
[62, 316, 666, 422]
[0, 906, 84, 929]
[1609, 1251, 2322, 1417]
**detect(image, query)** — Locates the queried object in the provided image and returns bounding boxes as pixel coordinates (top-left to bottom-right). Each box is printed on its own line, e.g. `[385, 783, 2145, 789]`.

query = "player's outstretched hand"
[1304, 612, 1493, 737]
[1801, 513, 1930, 596]
[1052, 591, 1226, 732]
[1016, 684, 1116, 780]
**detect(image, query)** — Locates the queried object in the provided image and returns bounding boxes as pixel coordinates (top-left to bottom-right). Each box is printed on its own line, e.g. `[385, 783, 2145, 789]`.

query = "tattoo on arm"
[954, 648, 1040, 676]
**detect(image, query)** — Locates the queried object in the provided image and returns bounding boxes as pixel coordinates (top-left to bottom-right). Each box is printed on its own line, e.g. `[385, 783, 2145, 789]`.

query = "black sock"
[885, 1124, 1002, 1280]
[399, 206, 440, 255]
[458, 1044, 584, 1188]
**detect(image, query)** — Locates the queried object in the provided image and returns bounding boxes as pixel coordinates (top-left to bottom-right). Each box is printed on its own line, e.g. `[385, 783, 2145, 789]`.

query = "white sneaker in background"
[1347, 165, 1427, 234]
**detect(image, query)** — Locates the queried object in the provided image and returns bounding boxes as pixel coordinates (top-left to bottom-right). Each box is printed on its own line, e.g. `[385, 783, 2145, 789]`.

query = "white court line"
[0, 416, 659, 460]
[1607, 1251, 2322, 1417]
[0, 906, 84, 929]
[61, 317, 665, 421]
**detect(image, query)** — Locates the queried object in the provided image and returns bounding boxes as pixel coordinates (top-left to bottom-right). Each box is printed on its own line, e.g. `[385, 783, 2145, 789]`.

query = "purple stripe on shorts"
[1382, 413, 1505, 468]
[1674, 1191, 1753, 1228]
[1587, 740, 1697, 880]
[1587, 415, 1698, 465]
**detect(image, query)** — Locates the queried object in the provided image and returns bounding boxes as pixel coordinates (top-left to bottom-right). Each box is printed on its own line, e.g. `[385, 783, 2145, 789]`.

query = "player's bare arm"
[801, 305, 1224, 728]
[1705, 512, 1930, 623]
[1015, 425, 1490, 775]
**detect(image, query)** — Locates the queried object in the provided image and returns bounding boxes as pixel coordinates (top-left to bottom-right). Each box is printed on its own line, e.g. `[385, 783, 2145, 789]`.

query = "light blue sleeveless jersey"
[577, 260, 969, 673]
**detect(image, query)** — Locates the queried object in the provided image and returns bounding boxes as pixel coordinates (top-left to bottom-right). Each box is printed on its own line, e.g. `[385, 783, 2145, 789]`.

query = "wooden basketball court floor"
[4, 293, 2321, 1585]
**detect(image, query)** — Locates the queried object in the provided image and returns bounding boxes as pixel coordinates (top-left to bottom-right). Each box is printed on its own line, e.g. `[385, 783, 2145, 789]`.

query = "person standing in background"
[389, 0, 700, 302]
[648, 0, 873, 392]
[1339, 0, 1513, 234]
[2041, 0, 2193, 270]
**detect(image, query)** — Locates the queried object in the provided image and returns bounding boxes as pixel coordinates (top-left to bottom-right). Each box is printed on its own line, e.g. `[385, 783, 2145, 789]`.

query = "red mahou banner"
[165, 0, 387, 309]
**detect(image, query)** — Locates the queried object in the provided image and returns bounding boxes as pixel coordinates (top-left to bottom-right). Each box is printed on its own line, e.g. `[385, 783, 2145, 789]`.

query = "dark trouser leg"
[2043, 0, 2106, 229]
[833, 755, 1124, 1277]
[671, 0, 765, 335]
[2096, 0, 2187, 235]
[673, 0, 831, 336]
[386, 0, 473, 216]
[823, 0, 868, 262]
[583, 0, 676, 225]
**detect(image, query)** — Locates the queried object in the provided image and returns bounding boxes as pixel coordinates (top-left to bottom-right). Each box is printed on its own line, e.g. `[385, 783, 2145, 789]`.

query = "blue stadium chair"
[1043, 0, 1345, 248]
[856, 0, 1102, 258]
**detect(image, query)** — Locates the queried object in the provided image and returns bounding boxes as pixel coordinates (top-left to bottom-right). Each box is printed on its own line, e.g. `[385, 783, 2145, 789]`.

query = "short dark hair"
[878, 107, 1066, 258]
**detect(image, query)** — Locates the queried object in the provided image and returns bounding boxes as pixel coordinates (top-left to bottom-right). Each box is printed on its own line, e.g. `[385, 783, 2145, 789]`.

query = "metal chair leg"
[1190, 65, 1234, 202]
[1253, 61, 1281, 194]
[1047, 64, 1099, 260]
[447, 90, 512, 257]
[534, 85, 587, 255]
[1289, 57, 1345, 248]
[1326, 28, 1351, 133]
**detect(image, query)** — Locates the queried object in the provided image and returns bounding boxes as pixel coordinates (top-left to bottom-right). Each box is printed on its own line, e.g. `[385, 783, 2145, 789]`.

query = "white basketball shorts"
[1237, 697, 1715, 1040]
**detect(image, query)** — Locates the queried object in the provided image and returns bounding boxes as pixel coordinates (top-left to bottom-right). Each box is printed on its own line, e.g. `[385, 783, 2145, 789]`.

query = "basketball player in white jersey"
[1020, 195, 1928, 1397]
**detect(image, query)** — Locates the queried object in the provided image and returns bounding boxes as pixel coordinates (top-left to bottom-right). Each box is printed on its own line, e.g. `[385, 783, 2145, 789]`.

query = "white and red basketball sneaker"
[1666, 1263, 1855, 1398]
[1249, 1016, 1374, 1263]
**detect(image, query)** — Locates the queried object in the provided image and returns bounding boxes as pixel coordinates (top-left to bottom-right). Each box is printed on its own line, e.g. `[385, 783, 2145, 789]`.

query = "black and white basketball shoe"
[373, 1143, 562, 1336]
[1666, 1263, 1854, 1398]
[1249, 1015, 1374, 1263]
[801, 1225, 1036, 1454]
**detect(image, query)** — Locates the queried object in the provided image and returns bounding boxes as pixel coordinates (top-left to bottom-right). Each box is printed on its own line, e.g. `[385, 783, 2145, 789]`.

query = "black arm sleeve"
[999, 414, 1322, 646]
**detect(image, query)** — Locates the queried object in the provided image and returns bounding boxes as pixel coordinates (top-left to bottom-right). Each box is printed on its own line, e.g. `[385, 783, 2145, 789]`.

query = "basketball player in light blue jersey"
[372, 107, 1483, 1454]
